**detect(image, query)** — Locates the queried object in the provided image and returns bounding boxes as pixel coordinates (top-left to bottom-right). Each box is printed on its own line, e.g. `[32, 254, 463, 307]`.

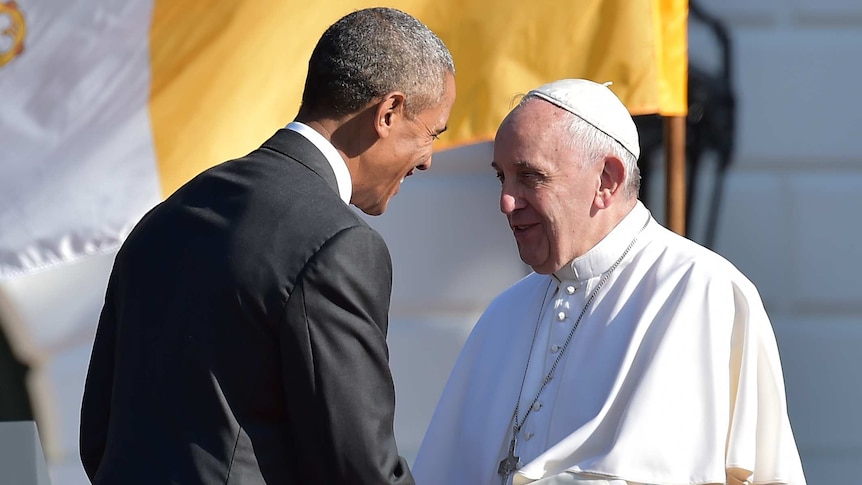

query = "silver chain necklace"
[498, 217, 649, 484]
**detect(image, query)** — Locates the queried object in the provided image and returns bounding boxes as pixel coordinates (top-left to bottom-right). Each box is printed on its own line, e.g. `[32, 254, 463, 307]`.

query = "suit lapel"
[261, 129, 341, 196]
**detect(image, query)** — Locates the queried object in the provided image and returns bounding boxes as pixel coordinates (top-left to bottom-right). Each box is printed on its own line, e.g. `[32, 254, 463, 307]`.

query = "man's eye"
[494, 172, 504, 182]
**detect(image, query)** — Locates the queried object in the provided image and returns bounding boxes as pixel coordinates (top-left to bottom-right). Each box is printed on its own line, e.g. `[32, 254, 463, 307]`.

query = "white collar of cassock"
[553, 201, 651, 283]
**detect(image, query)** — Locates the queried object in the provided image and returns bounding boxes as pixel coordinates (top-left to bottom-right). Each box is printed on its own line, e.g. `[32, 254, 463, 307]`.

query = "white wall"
[697, 1, 862, 481]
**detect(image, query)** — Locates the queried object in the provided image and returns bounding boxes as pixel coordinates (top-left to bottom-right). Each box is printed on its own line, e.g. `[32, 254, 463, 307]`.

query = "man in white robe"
[413, 79, 806, 485]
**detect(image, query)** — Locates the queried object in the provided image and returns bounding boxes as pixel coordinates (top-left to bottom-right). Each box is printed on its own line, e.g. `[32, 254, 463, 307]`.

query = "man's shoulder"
[644, 223, 760, 294]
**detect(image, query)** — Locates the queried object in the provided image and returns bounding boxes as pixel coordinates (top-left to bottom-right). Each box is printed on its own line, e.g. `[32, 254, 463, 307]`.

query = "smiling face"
[492, 99, 606, 274]
[351, 73, 456, 216]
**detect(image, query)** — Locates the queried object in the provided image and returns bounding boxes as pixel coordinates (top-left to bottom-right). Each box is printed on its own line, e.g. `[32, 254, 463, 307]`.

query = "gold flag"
[149, 0, 688, 195]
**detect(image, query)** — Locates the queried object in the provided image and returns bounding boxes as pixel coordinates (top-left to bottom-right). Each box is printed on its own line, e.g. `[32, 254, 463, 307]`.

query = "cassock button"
[557, 311, 567, 321]
[566, 285, 576, 294]
[550, 345, 560, 353]
[532, 402, 542, 411]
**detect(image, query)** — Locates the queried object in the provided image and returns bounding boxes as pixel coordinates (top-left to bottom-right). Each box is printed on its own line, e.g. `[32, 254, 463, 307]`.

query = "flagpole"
[664, 116, 686, 236]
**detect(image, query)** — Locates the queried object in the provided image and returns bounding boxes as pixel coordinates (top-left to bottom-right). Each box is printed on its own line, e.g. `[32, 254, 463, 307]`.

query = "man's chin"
[357, 207, 384, 216]
[355, 200, 388, 216]
[517, 251, 555, 275]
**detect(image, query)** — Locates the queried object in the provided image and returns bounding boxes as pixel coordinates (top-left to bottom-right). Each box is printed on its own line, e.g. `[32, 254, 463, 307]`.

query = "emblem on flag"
[0, 0, 25, 68]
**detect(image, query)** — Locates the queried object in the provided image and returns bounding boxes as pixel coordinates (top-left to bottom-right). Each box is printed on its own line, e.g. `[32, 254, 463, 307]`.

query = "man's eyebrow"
[491, 160, 534, 169]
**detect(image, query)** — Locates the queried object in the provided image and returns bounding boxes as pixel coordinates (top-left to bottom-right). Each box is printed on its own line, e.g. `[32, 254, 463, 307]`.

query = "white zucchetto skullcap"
[527, 78, 640, 159]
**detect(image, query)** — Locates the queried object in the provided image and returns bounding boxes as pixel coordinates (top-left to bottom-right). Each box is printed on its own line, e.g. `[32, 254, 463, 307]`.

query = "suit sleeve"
[281, 225, 414, 485]
[79, 271, 119, 480]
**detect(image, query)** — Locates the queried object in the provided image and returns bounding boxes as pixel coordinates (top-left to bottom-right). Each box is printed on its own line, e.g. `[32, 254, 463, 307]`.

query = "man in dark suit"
[79, 7, 455, 484]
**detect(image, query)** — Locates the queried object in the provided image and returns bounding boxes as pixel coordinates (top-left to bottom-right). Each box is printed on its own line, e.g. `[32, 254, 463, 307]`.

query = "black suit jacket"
[80, 129, 414, 484]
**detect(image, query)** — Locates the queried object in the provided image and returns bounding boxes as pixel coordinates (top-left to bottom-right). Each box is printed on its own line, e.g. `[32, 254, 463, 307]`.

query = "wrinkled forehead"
[498, 99, 571, 138]
[495, 100, 572, 155]
[494, 112, 578, 176]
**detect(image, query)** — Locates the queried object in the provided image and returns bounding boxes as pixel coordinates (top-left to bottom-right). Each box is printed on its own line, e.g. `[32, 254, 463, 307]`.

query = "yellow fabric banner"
[149, 0, 687, 195]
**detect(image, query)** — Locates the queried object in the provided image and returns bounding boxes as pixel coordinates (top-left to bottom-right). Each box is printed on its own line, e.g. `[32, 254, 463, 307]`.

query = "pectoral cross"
[497, 435, 520, 483]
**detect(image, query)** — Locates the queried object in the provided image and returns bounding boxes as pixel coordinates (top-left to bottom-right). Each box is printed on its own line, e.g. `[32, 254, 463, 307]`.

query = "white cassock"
[413, 201, 806, 485]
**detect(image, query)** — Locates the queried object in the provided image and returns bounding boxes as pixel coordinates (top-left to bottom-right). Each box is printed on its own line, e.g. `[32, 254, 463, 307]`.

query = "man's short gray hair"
[300, 7, 455, 119]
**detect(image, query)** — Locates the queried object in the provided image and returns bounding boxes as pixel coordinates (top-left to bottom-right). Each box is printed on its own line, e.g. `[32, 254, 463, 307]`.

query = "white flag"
[0, 0, 160, 278]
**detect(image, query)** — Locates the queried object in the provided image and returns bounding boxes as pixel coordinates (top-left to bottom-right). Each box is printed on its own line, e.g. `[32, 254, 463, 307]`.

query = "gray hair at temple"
[564, 112, 641, 200]
[299, 7, 455, 119]
[519, 92, 642, 200]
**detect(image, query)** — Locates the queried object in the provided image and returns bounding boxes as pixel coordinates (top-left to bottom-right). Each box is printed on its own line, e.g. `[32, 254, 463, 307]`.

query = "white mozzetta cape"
[414, 202, 806, 485]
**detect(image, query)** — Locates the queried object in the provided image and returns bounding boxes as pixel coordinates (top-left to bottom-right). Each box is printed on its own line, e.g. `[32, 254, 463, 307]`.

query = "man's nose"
[417, 157, 431, 171]
[500, 189, 523, 214]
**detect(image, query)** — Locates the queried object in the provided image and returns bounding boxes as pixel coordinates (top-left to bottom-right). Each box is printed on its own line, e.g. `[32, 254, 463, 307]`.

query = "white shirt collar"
[285, 121, 352, 204]
[553, 201, 652, 283]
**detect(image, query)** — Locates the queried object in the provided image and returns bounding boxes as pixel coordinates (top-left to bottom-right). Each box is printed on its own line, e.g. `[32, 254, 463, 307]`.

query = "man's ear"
[594, 155, 626, 209]
[375, 91, 406, 138]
